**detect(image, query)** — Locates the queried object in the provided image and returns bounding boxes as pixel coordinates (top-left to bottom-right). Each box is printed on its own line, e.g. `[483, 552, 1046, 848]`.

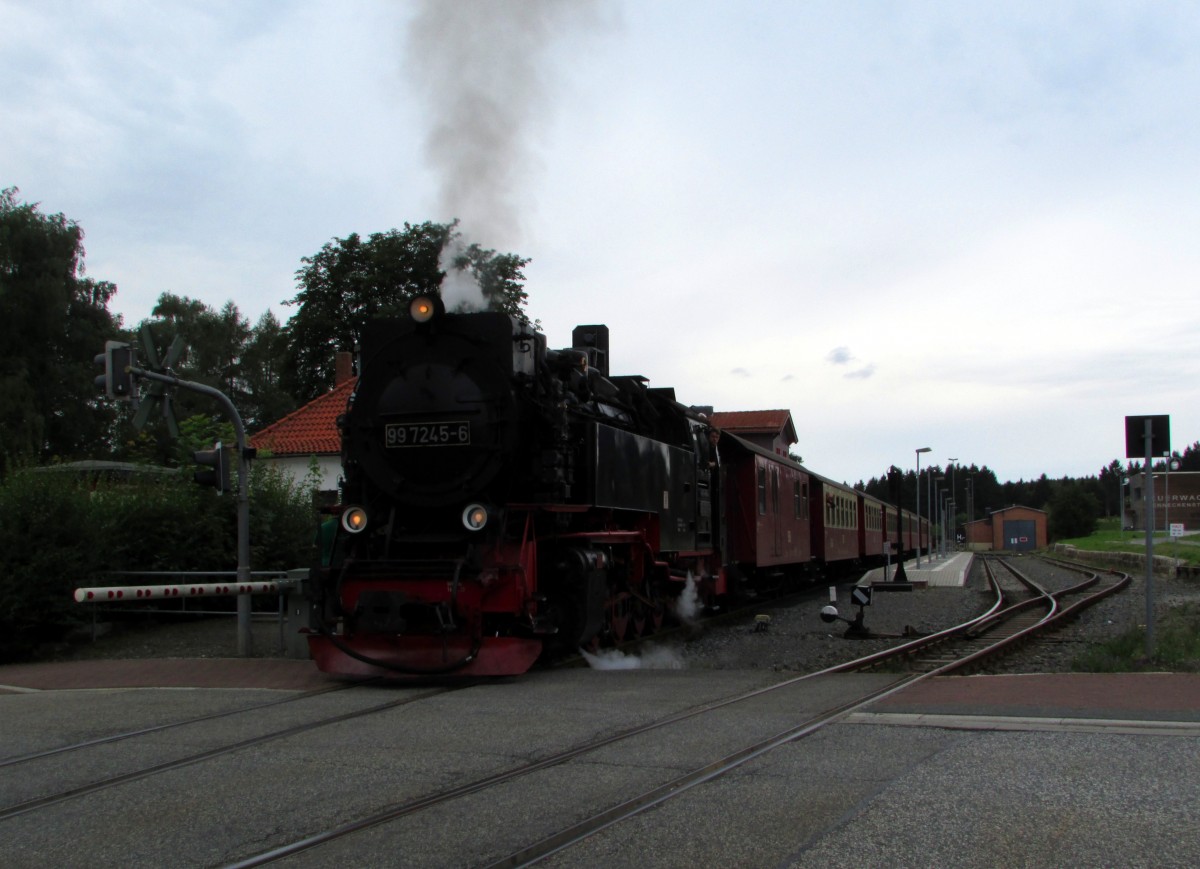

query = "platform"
[861, 549, 973, 588]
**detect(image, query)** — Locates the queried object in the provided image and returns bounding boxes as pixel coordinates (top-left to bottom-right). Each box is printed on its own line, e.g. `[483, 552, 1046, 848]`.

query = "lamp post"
[948, 458, 958, 549]
[1166, 454, 1181, 566]
[915, 447, 932, 566]
[938, 488, 947, 557]
[928, 470, 936, 559]
[1120, 475, 1128, 530]
[966, 476, 974, 547]
[933, 477, 945, 559]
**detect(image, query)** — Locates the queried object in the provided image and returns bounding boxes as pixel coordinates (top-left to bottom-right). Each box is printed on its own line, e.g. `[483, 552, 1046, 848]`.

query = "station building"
[1124, 471, 1200, 533]
[963, 505, 1048, 552]
[709, 410, 798, 457]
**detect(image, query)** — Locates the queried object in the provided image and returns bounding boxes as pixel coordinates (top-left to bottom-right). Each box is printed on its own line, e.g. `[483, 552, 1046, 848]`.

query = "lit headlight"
[410, 295, 438, 323]
[341, 506, 368, 534]
[462, 503, 489, 531]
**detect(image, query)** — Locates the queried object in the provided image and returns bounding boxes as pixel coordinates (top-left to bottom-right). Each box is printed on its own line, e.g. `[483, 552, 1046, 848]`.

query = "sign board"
[1171, 523, 1185, 538]
[851, 586, 872, 607]
[1125, 415, 1170, 459]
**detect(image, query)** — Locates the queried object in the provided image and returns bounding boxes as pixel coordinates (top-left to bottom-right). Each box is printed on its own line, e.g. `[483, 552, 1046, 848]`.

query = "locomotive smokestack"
[572, 324, 609, 376]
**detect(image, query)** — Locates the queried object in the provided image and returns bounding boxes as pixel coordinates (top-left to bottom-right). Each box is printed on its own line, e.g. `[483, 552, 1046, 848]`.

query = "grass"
[1073, 603, 1200, 673]
[1057, 517, 1200, 567]
[1056, 517, 1200, 672]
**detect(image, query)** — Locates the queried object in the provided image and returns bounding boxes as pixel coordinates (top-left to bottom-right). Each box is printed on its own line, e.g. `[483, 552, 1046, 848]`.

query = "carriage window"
[757, 467, 767, 515]
[794, 481, 801, 519]
[772, 468, 779, 515]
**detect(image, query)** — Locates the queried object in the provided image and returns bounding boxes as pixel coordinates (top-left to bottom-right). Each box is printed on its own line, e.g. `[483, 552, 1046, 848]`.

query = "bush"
[0, 462, 318, 662]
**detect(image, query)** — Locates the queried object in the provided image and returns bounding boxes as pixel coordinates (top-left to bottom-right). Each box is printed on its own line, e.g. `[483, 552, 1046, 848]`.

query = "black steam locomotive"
[308, 295, 720, 677]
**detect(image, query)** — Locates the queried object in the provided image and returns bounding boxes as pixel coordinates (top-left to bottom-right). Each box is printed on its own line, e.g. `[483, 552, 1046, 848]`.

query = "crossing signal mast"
[193, 442, 233, 494]
[93, 333, 256, 654]
[94, 340, 136, 400]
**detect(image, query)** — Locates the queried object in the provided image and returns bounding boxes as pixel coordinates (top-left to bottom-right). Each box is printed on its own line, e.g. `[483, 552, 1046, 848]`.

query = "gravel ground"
[38, 554, 1200, 674]
[674, 554, 1200, 675]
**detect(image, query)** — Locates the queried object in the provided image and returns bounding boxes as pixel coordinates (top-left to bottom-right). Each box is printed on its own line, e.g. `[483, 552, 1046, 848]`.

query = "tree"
[240, 310, 296, 431]
[1047, 482, 1101, 540]
[134, 295, 296, 455]
[0, 188, 124, 476]
[282, 221, 530, 402]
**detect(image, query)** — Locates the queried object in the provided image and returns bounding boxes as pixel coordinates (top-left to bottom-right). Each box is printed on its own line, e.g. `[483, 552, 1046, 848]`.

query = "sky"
[4, 0, 1199, 486]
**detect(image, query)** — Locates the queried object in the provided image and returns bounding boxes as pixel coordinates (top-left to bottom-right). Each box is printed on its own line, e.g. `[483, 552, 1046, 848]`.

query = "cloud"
[826, 346, 854, 365]
[827, 347, 874, 379]
[731, 367, 752, 378]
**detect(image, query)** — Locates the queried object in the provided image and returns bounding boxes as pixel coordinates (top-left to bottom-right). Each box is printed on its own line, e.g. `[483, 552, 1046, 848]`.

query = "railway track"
[0, 557, 1132, 867]
[213, 557, 1127, 867]
[0, 681, 365, 770]
[833, 555, 1130, 676]
[0, 683, 466, 823]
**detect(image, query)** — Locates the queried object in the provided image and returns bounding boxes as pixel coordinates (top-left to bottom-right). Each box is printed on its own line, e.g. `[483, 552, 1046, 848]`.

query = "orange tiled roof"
[710, 409, 797, 444]
[250, 377, 356, 456]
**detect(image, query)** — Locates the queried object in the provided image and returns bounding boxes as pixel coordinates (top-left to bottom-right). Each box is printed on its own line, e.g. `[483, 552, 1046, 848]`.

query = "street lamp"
[966, 476, 974, 547]
[1166, 454, 1181, 564]
[936, 487, 945, 557]
[1120, 475, 1128, 529]
[916, 447, 932, 566]
[947, 459, 958, 552]
[933, 476, 945, 558]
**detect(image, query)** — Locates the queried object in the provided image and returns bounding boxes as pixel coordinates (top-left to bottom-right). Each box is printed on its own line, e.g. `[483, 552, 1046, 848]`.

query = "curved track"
[0, 557, 1131, 867]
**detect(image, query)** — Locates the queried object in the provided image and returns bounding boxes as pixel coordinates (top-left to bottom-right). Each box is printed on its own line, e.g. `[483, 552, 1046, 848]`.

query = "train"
[306, 296, 929, 677]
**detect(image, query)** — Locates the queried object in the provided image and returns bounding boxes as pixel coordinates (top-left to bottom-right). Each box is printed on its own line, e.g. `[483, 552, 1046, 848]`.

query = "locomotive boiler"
[307, 296, 719, 677]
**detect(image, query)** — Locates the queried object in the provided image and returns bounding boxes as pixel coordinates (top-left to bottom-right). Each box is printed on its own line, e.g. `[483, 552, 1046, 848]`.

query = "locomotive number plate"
[385, 420, 471, 448]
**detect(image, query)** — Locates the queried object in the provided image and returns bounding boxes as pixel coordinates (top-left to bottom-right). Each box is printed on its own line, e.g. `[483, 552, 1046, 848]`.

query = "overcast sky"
[4, 0, 1199, 486]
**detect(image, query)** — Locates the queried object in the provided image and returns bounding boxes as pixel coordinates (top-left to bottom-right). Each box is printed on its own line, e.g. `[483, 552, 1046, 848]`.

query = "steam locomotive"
[306, 295, 926, 678]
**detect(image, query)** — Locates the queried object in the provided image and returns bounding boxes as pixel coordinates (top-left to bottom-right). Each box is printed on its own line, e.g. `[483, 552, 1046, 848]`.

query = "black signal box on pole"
[193, 442, 232, 494]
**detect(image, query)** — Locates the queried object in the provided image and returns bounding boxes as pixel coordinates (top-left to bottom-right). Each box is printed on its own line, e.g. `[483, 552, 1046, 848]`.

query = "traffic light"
[94, 340, 136, 400]
[193, 442, 232, 494]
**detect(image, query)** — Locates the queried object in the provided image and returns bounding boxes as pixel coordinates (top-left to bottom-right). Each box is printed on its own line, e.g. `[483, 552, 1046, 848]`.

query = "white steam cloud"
[581, 645, 685, 670]
[437, 238, 487, 312]
[672, 572, 702, 626]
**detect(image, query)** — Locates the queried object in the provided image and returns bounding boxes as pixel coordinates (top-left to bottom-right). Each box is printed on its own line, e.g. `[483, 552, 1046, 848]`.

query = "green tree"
[135, 295, 296, 458]
[240, 310, 296, 430]
[282, 220, 530, 402]
[1047, 482, 1100, 540]
[0, 188, 124, 476]
[1097, 459, 1126, 518]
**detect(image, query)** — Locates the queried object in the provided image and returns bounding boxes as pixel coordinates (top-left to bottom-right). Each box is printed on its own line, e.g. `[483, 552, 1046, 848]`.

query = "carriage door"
[771, 467, 781, 557]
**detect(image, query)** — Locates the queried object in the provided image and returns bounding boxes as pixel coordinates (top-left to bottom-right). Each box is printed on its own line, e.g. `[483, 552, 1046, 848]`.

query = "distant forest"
[856, 443, 1200, 534]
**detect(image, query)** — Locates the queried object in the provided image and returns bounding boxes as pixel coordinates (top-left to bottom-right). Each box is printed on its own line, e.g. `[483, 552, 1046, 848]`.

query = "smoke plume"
[404, 0, 609, 250]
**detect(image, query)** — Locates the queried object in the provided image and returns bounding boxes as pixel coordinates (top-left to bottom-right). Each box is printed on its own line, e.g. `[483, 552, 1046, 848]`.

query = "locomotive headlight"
[462, 503, 489, 531]
[341, 506, 369, 534]
[410, 295, 438, 323]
